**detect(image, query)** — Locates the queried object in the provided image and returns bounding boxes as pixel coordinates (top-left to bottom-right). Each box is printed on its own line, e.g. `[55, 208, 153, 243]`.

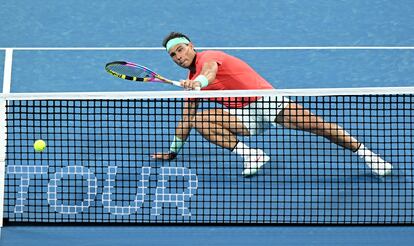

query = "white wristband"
[194, 75, 209, 88]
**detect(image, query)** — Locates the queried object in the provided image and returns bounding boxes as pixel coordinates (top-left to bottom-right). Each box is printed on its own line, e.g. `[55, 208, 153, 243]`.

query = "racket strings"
[109, 64, 155, 79]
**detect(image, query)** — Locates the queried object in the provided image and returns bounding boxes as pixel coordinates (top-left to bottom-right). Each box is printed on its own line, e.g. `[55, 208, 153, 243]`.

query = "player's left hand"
[150, 152, 177, 161]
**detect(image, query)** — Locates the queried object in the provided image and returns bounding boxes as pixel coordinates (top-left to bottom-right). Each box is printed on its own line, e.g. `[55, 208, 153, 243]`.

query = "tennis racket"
[105, 61, 182, 87]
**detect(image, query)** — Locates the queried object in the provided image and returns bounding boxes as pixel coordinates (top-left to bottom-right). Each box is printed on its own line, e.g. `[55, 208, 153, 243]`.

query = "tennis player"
[151, 32, 392, 177]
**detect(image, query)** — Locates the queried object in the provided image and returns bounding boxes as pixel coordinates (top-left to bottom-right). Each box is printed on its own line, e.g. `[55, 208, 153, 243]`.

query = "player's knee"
[195, 110, 219, 129]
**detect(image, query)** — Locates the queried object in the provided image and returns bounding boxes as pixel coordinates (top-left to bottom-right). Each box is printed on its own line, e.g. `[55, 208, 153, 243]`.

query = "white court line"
[2, 49, 13, 93]
[0, 46, 414, 51]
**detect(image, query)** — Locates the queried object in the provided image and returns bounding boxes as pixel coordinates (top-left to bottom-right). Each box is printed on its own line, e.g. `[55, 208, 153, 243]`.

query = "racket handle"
[171, 80, 200, 91]
[171, 81, 182, 87]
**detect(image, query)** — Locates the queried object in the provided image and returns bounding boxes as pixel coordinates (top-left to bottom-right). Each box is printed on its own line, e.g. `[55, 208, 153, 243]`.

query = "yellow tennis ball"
[34, 139, 47, 152]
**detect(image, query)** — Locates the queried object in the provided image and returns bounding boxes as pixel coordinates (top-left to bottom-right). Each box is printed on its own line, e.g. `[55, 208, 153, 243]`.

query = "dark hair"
[162, 32, 192, 48]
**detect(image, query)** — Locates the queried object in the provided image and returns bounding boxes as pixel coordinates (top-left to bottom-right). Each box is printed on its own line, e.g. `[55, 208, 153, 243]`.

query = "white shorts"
[224, 96, 290, 135]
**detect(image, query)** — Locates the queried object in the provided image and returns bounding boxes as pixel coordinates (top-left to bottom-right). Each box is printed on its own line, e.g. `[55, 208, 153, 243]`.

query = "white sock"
[232, 141, 255, 160]
[355, 143, 374, 157]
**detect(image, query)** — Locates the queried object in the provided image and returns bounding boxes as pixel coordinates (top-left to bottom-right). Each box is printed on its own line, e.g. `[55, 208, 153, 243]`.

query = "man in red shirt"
[151, 32, 392, 177]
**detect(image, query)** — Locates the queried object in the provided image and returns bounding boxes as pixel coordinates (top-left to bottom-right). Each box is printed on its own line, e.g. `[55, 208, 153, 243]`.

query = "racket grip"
[171, 81, 182, 87]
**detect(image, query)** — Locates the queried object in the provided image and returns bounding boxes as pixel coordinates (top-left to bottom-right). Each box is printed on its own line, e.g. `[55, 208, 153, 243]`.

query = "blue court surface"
[1, 0, 414, 245]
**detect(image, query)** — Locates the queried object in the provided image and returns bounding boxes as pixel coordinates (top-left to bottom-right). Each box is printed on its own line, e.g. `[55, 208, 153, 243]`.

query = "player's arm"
[180, 61, 218, 90]
[151, 99, 199, 160]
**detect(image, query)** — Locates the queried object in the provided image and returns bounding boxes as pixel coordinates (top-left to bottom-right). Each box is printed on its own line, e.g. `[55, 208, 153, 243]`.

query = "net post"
[0, 48, 13, 227]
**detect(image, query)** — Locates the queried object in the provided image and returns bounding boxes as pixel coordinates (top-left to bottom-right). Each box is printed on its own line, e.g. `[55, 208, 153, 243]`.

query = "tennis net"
[0, 87, 413, 225]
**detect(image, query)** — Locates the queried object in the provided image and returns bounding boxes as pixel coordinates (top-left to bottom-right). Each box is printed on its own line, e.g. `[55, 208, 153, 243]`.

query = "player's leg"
[192, 109, 249, 149]
[192, 109, 269, 176]
[275, 102, 360, 151]
[275, 102, 392, 176]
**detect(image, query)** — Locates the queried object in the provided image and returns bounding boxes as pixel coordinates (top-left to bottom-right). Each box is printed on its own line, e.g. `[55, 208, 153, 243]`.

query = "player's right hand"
[180, 79, 201, 90]
[150, 152, 177, 161]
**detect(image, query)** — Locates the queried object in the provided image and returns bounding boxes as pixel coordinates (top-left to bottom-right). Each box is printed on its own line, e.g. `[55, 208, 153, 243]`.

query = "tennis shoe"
[363, 152, 393, 176]
[242, 149, 270, 177]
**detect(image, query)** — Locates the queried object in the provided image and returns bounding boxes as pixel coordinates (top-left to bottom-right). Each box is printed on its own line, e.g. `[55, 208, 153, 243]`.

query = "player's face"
[168, 43, 196, 68]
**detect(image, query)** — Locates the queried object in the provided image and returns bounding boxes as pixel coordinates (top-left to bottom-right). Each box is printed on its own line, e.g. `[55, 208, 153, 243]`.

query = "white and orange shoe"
[242, 149, 270, 177]
[356, 144, 392, 176]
